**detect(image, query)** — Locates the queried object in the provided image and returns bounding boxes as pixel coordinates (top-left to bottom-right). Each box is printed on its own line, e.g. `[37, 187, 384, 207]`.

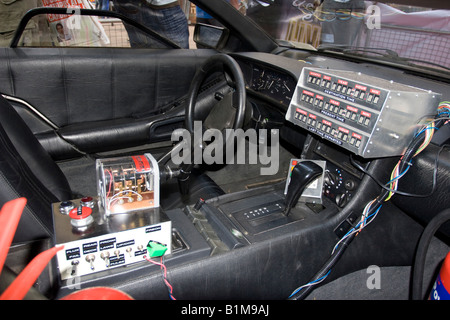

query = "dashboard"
[231, 51, 449, 210]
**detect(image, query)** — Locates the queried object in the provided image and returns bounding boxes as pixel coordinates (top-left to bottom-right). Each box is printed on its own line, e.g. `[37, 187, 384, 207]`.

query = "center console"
[185, 181, 338, 246]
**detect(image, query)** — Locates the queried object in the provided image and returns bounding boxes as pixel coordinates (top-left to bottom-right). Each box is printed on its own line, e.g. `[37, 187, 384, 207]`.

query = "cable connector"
[146, 240, 167, 258]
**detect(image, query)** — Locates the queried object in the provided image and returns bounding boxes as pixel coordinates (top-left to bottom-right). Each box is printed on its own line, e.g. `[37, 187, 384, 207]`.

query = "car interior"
[0, 0, 449, 301]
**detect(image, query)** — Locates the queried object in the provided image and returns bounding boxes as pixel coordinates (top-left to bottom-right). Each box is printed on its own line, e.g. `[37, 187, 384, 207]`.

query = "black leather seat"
[0, 95, 72, 243]
[0, 95, 224, 243]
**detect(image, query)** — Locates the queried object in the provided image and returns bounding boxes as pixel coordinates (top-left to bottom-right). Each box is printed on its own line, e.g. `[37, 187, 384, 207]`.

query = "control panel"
[286, 68, 441, 158]
[322, 161, 358, 208]
[53, 197, 171, 281]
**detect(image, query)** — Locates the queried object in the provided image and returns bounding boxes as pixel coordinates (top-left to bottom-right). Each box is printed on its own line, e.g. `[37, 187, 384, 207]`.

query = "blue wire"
[386, 165, 411, 185]
[362, 205, 382, 226]
[288, 205, 382, 299]
[289, 270, 332, 298]
[415, 126, 439, 137]
[336, 205, 383, 249]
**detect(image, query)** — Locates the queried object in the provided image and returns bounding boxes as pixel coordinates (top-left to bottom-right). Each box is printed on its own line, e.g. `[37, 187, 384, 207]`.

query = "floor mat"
[305, 237, 449, 300]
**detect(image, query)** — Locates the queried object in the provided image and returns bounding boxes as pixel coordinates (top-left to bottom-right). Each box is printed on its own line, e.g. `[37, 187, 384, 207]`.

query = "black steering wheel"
[178, 54, 248, 194]
[185, 53, 247, 134]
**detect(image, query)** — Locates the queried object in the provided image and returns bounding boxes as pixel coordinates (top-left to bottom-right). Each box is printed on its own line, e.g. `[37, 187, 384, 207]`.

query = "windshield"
[3, 0, 448, 73]
[240, 0, 450, 72]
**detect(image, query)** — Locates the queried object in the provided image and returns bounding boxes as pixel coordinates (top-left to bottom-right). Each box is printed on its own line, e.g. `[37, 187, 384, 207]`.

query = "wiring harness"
[288, 101, 450, 300]
[144, 255, 176, 300]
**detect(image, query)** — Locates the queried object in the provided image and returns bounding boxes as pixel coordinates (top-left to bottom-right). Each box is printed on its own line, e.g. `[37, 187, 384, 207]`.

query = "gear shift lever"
[284, 161, 323, 216]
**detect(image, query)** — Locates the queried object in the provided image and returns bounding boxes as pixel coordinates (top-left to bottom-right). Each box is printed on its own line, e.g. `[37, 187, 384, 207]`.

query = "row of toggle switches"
[69, 245, 147, 276]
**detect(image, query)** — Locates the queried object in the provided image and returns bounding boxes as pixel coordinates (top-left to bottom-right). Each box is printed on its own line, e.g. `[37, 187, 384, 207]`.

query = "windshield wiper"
[317, 45, 450, 72]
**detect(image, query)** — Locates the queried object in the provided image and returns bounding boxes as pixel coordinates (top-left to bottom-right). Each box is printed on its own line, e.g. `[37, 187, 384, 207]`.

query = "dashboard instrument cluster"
[248, 64, 297, 106]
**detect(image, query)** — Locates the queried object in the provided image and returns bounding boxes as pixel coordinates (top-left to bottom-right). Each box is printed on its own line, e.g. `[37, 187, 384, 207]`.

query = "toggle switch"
[71, 260, 79, 276]
[100, 251, 110, 267]
[85, 254, 95, 270]
[126, 248, 133, 257]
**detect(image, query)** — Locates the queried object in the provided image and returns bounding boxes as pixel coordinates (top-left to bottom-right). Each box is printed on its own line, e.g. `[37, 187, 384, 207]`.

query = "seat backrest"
[0, 95, 72, 243]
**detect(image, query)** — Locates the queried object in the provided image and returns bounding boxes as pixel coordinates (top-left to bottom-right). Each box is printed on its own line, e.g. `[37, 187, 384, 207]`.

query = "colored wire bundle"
[385, 117, 439, 201]
[289, 199, 383, 299]
[288, 102, 449, 300]
[289, 270, 331, 299]
[144, 255, 176, 300]
[331, 200, 382, 255]
[437, 101, 450, 120]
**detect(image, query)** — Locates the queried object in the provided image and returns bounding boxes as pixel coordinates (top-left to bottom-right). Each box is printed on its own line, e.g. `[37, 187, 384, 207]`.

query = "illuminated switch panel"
[287, 68, 441, 158]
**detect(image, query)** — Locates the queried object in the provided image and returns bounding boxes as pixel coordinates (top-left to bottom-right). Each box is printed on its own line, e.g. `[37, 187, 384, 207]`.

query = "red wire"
[144, 255, 176, 300]
[106, 169, 113, 198]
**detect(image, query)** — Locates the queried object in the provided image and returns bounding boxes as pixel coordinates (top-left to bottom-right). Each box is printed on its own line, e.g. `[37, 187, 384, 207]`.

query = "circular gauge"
[252, 66, 266, 91]
[251, 65, 296, 105]
[256, 76, 266, 91]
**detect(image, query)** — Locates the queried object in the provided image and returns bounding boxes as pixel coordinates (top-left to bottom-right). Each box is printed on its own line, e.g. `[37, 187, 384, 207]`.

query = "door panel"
[0, 47, 216, 158]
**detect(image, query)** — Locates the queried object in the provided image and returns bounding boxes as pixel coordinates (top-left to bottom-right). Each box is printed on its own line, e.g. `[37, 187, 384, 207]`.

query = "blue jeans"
[113, 0, 189, 49]
[97, 0, 110, 11]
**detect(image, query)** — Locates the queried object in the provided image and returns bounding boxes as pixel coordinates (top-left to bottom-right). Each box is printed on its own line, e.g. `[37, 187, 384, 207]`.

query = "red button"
[81, 196, 93, 203]
[69, 206, 92, 220]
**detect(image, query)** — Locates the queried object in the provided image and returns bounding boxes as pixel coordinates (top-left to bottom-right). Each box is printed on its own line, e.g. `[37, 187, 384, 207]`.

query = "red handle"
[0, 198, 27, 276]
[0, 245, 64, 300]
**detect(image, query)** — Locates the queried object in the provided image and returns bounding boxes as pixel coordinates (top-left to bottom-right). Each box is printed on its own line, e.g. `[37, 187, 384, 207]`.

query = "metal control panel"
[53, 197, 172, 281]
[286, 68, 441, 158]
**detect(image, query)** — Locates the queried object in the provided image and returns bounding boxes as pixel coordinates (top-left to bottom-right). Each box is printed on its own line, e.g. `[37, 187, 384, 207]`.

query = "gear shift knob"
[284, 160, 323, 216]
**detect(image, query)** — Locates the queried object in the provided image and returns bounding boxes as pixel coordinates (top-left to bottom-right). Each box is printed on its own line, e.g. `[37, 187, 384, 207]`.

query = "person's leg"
[151, 6, 189, 49]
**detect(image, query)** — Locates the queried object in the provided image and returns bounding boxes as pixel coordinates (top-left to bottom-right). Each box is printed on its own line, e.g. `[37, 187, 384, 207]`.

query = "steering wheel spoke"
[203, 92, 237, 131]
